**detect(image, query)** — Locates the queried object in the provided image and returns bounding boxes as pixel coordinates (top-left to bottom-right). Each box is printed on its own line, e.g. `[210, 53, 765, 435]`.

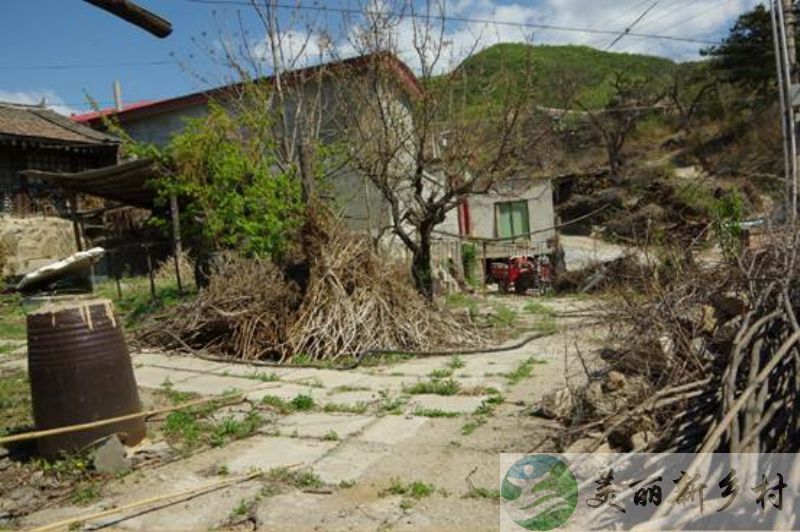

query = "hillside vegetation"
[450, 43, 681, 109]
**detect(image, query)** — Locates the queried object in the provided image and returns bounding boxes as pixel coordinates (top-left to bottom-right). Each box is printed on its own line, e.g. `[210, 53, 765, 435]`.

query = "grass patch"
[448, 355, 465, 370]
[0, 294, 26, 340]
[94, 277, 191, 330]
[377, 392, 408, 415]
[0, 371, 32, 436]
[523, 301, 555, 316]
[290, 394, 315, 411]
[506, 357, 540, 385]
[464, 486, 501, 500]
[533, 315, 558, 334]
[155, 377, 198, 405]
[323, 402, 369, 414]
[163, 394, 263, 452]
[260, 393, 316, 414]
[381, 479, 436, 498]
[230, 499, 250, 518]
[444, 293, 479, 317]
[322, 430, 339, 441]
[330, 385, 371, 393]
[404, 378, 460, 396]
[70, 481, 101, 506]
[266, 467, 323, 489]
[210, 411, 264, 447]
[461, 420, 484, 435]
[249, 372, 280, 382]
[429, 368, 453, 379]
[490, 304, 517, 328]
[413, 408, 459, 418]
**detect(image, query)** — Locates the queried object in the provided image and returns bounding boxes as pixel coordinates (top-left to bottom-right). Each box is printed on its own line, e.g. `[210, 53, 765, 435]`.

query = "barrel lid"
[27, 298, 118, 329]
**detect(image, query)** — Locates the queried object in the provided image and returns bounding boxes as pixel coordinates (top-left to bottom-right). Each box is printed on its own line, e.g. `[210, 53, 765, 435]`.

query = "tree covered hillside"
[450, 43, 679, 109]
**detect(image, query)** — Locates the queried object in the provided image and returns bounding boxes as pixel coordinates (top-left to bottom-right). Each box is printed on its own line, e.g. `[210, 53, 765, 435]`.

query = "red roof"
[72, 100, 159, 123]
[72, 53, 423, 128]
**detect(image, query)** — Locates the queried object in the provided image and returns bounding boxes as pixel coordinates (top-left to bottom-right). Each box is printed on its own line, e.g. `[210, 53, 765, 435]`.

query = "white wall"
[462, 179, 555, 256]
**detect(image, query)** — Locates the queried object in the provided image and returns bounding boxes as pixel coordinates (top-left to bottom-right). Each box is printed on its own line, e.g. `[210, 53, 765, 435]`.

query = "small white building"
[441, 177, 556, 260]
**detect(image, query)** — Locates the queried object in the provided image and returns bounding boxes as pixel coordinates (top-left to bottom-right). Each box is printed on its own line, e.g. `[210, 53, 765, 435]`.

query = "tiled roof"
[0, 101, 119, 145]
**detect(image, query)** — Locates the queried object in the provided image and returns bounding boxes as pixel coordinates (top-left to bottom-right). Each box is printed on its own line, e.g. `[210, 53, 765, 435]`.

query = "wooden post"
[481, 241, 488, 294]
[67, 192, 83, 252]
[144, 244, 155, 299]
[110, 249, 122, 300]
[169, 194, 184, 293]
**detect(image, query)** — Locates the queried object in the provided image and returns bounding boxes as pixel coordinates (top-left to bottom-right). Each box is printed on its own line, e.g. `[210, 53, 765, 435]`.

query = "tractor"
[487, 254, 553, 295]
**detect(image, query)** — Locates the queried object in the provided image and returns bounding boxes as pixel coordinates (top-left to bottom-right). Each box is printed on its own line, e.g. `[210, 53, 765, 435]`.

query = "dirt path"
[2, 295, 607, 531]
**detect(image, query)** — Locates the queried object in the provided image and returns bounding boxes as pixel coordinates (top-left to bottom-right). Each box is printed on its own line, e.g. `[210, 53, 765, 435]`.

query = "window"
[495, 200, 530, 239]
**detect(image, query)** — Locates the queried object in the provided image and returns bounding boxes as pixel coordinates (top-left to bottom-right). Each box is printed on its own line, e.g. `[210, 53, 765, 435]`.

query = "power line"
[181, 0, 731, 46]
[590, 0, 655, 31]
[636, 0, 727, 32]
[605, 0, 661, 50]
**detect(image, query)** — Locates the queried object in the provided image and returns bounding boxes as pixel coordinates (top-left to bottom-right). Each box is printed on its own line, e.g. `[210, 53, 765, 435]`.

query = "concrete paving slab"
[312, 440, 390, 484]
[131, 352, 232, 374]
[170, 373, 258, 395]
[94, 480, 263, 530]
[408, 394, 486, 414]
[377, 358, 451, 377]
[133, 366, 197, 389]
[452, 377, 506, 393]
[322, 390, 379, 407]
[224, 436, 337, 474]
[245, 383, 328, 403]
[274, 413, 374, 439]
[207, 363, 298, 380]
[357, 415, 429, 445]
[284, 368, 368, 389]
[355, 374, 422, 393]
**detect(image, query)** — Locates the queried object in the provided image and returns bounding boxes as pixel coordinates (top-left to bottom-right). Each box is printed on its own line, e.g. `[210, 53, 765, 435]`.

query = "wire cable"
[180, 0, 736, 46]
[605, 0, 661, 50]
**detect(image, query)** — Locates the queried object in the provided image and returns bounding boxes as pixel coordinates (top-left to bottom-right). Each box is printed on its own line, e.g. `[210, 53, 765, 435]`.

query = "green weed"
[413, 408, 459, 418]
[506, 358, 541, 385]
[290, 394, 315, 411]
[323, 402, 369, 414]
[404, 379, 460, 396]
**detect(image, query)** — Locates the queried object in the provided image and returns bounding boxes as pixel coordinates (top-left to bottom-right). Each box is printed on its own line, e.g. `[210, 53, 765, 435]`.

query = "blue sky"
[0, 0, 762, 116]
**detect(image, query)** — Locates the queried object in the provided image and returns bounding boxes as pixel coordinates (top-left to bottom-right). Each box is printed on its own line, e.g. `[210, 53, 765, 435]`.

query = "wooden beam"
[170, 193, 184, 293]
[83, 0, 173, 38]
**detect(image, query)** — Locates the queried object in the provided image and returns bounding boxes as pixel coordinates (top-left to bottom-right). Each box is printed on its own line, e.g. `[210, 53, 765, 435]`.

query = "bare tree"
[666, 68, 718, 135]
[335, 1, 535, 298]
[579, 73, 663, 182]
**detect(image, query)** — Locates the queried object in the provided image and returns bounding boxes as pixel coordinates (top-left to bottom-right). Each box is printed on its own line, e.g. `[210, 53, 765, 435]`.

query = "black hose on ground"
[134, 329, 555, 371]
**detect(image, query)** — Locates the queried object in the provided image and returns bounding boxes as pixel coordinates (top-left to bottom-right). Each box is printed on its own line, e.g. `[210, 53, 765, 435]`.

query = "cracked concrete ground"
[2, 295, 606, 531]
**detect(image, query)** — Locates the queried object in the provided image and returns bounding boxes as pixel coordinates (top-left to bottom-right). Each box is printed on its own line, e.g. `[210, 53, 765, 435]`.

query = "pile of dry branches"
[547, 229, 800, 453]
[140, 217, 482, 363]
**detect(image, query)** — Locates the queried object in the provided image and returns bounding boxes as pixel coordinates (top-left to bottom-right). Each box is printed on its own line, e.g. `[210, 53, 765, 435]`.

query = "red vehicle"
[488, 255, 553, 294]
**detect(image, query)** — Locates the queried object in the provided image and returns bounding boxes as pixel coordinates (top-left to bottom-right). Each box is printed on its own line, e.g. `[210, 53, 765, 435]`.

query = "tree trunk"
[412, 227, 434, 300]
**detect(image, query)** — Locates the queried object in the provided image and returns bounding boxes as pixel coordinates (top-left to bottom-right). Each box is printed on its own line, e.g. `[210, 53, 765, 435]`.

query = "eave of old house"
[21, 158, 159, 209]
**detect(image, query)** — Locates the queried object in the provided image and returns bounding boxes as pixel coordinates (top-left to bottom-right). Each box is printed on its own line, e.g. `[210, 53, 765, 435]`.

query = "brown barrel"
[27, 298, 145, 459]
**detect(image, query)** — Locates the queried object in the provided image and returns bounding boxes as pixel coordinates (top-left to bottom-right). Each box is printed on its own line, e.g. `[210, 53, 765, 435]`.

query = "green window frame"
[495, 200, 530, 239]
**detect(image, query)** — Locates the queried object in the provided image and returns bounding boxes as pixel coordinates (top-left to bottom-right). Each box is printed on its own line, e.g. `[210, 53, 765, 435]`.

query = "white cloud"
[0, 89, 77, 116]
[244, 0, 760, 75]
[337, 0, 760, 72]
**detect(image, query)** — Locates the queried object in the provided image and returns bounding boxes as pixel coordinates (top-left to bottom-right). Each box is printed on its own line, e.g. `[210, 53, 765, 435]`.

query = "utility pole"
[784, 0, 799, 223]
[772, 0, 798, 223]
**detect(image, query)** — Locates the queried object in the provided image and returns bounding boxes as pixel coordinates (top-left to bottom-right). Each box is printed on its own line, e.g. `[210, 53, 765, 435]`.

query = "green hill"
[448, 43, 679, 110]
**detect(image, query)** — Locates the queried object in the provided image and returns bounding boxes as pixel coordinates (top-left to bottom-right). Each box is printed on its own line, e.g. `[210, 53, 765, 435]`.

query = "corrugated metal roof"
[0, 102, 119, 146]
[21, 158, 158, 208]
